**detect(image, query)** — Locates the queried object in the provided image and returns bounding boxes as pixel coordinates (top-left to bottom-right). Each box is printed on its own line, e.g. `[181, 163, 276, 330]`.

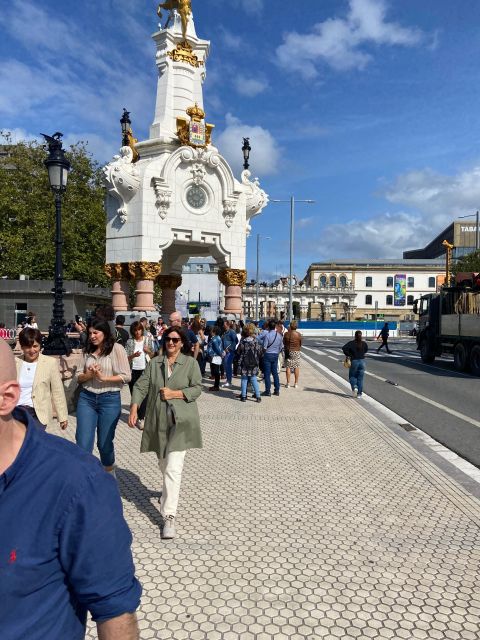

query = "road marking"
[302, 349, 480, 484]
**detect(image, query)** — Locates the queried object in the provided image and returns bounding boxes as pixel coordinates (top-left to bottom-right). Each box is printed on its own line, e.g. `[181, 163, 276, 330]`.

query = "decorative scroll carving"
[151, 178, 172, 220]
[218, 268, 247, 288]
[104, 263, 130, 281]
[127, 261, 163, 281]
[190, 163, 206, 185]
[103, 146, 141, 224]
[241, 169, 269, 225]
[157, 274, 183, 289]
[167, 40, 203, 68]
[223, 200, 237, 228]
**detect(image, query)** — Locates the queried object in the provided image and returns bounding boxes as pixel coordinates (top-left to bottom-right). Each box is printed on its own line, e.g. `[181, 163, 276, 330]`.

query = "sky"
[2, 0, 480, 281]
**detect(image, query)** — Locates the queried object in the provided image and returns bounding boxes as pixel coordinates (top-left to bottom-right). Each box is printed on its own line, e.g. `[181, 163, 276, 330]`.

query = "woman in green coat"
[129, 325, 202, 539]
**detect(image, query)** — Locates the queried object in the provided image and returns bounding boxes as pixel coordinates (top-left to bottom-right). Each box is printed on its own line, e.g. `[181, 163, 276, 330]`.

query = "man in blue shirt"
[0, 338, 141, 640]
[261, 320, 284, 396]
[221, 319, 238, 388]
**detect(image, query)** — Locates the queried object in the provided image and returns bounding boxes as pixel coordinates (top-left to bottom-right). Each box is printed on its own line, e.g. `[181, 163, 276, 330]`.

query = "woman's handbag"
[212, 355, 222, 365]
[343, 356, 352, 368]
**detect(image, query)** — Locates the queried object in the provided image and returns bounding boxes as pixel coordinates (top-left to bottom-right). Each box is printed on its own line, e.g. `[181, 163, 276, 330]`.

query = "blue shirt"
[222, 328, 237, 352]
[262, 330, 283, 354]
[0, 409, 142, 640]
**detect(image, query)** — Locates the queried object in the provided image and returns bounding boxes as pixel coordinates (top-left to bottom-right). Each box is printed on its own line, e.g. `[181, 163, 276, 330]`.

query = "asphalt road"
[303, 336, 480, 468]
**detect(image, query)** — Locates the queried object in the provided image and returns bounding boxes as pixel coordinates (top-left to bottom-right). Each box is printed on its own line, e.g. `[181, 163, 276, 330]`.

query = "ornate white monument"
[104, 0, 268, 317]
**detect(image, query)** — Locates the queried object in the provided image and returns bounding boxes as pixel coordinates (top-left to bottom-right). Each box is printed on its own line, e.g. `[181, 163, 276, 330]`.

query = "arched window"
[365, 295, 372, 305]
[319, 275, 327, 287]
[339, 275, 347, 288]
[330, 275, 337, 287]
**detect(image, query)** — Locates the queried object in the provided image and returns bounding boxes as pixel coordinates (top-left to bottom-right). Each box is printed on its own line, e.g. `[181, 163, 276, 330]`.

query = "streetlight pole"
[271, 197, 315, 322]
[255, 234, 270, 321]
[40, 132, 72, 356]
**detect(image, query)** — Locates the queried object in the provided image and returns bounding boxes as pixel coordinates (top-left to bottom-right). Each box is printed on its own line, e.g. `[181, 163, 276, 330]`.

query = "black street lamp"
[120, 108, 131, 147]
[242, 137, 251, 171]
[41, 132, 72, 356]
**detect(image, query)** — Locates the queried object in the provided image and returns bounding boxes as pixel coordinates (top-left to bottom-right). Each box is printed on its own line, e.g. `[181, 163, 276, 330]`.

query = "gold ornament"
[127, 261, 162, 281]
[176, 103, 215, 148]
[158, 0, 192, 42]
[167, 40, 203, 68]
[157, 274, 183, 289]
[104, 263, 130, 280]
[218, 268, 247, 287]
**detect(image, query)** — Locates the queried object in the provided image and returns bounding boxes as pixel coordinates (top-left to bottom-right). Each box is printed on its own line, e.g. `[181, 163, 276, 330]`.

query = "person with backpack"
[207, 326, 223, 392]
[236, 323, 264, 403]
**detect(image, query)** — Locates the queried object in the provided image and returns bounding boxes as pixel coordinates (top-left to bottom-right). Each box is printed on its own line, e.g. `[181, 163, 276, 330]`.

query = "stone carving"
[104, 263, 128, 281]
[241, 170, 269, 227]
[179, 145, 220, 168]
[218, 268, 247, 288]
[157, 274, 183, 289]
[222, 200, 237, 228]
[104, 146, 141, 224]
[190, 162, 206, 185]
[127, 261, 163, 281]
[151, 178, 172, 220]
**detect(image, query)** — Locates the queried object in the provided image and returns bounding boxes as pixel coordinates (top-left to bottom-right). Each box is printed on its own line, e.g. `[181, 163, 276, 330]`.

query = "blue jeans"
[349, 359, 366, 395]
[241, 374, 260, 399]
[75, 389, 122, 467]
[224, 350, 235, 384]
[263, 353, 280, 394]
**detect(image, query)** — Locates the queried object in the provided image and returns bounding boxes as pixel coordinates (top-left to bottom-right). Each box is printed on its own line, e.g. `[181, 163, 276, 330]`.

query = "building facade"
[242, 260, 445, 321]
[404, 218, 479, 260]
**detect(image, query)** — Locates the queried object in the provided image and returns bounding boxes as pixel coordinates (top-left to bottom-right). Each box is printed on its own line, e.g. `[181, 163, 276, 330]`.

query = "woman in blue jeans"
[342, 330, 368, 397]
[76, 318, 131, 476]
[235, 323, 264, 403]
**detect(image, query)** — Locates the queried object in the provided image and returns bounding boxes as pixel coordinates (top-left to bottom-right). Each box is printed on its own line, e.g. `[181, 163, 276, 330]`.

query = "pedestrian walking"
[221, 320, 238, 388]
[261, 320, 283, 396]
[75, 318, 131, 476]
[15, 327, 68, 430]
[128, 326, 202, 539]
[342, 330, 369, 397]
[376, 322, 392, 353]
[283, 320, 302, 388]
[126, 320, 155, 430]
[115, 315, 129, 347]
[207, 326, 223, 391]
[236, 323, 264, 402]
[0, 338, 141, 640]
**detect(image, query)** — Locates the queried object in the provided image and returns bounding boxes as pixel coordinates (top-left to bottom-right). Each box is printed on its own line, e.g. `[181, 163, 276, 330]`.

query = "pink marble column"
[218, 268, 247, 319]
[157, 275, 182, 316]
[111, 280, 130, 312]
[133, 280, 156, 311]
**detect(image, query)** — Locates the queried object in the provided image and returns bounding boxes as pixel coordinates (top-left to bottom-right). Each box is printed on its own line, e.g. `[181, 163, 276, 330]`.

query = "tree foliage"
[0, 132, 108, 286]
[453, 250, 480, 275]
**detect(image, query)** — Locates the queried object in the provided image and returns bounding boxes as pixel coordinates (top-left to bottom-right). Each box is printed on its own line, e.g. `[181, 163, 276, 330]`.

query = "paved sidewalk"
[52, 361, 480, 639]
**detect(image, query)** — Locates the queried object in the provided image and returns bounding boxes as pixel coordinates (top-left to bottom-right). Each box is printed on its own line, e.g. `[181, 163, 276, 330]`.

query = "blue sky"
[2, 0, 480, 280]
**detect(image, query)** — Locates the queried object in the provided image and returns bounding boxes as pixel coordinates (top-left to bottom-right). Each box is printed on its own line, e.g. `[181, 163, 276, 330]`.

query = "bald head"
[168, 311, 182, 327]
[0, 339, 16, 385]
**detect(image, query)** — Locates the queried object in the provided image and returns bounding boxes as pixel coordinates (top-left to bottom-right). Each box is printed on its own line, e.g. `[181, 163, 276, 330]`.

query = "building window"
[329, 275, 337, 287]
[428, 276, 435, 288]
[209, 264, 216, 272]
[339, 275, 347, 288]
[386, 295, 393, 305]
[386, 276, 393, 287]
[407, 276, 414, 287]
[366, 276, 372, 287]
[196, 264, 204, 272]
[365, 295, 372, 305]
[319, 275, 327, 287]
[407, 295, 415, 305]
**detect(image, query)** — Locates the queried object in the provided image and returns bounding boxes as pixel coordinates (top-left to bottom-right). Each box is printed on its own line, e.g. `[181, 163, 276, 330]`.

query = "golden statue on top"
[157, 0, 192, 42]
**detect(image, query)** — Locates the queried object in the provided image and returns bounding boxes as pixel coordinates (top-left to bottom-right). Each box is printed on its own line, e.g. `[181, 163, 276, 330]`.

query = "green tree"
[0, 132, 108, 286]
[453, 250, 480, 275]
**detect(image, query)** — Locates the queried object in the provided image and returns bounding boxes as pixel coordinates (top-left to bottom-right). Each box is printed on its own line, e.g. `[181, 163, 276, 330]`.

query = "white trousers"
[158, 450, 186, 517]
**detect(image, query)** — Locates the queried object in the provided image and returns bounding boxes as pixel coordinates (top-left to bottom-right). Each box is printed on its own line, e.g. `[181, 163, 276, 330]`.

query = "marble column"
[128, 261, 162, 311]
[157, 274, 183, 316]
[218, 268, 247, 318]
[105, 263, 130, 312]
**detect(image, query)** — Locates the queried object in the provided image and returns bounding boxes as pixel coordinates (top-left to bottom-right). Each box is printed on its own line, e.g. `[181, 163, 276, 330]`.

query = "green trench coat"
[131, 353, 203, 458]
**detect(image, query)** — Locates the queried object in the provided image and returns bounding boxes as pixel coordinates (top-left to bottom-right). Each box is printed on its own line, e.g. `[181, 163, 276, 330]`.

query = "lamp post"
[40, 132, 72, 356]
[271, 196, 315, 322]
[120, 108, 131, 147]
[242, 137, 251, 171]
[255, 234, 270, 321]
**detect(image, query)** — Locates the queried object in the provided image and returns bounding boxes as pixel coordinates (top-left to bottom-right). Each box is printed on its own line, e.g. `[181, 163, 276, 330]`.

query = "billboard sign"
[394, 274, 406, 307]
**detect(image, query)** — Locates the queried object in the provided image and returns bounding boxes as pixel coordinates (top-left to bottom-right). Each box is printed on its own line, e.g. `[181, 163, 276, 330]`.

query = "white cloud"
[219, 27, 243, 50]
[318, 162, 480, 259]
[297, 217, 315, 229]
[215, 113, 281, 177]
[276, 0, 424, 79]
[233, 74, 268, 97]
[237, 0, 263, 15]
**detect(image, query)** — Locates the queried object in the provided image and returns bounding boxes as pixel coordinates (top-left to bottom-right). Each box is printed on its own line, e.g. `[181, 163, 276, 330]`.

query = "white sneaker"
[294, 384, 298, 389]
[136, 419, 144, 430]
[285, 384, 290, 388]
[162, 515, 176, 539]
[221, 383, 231, 388]
[353, 387, 358, 398]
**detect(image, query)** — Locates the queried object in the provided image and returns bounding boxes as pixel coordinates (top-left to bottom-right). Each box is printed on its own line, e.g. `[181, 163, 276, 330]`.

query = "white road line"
[302, 348, 480, 484]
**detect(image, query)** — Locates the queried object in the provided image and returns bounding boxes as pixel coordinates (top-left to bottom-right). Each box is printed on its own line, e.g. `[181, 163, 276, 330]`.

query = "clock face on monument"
[186, 185, 207, 210]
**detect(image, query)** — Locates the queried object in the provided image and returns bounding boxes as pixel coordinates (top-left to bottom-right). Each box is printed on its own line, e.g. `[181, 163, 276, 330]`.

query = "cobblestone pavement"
[52, 361, 480, 639]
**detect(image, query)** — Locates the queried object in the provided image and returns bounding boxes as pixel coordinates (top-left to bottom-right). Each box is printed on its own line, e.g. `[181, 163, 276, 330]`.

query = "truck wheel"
[420, 340, 435, 363]
[470, 345, 480, 376]
[453, 343, 468, 372]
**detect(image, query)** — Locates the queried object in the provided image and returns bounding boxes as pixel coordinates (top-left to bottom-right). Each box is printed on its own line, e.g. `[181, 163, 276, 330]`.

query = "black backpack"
[243, 344, 258, 368]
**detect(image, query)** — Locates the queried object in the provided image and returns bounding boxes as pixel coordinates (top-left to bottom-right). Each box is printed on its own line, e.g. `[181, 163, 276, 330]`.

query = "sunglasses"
[165, 337, 181, 344]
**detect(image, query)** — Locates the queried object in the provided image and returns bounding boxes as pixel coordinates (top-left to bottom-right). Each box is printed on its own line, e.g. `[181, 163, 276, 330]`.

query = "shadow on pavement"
[303, 387, 352, 398]
[117, 468, 163, 529]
